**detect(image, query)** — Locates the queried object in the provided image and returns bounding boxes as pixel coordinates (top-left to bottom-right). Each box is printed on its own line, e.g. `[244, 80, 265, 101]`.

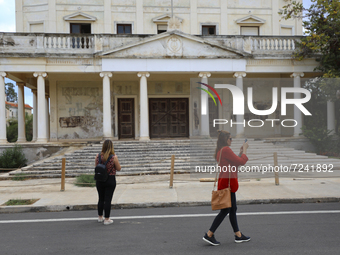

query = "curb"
[1, 197, 339, 214]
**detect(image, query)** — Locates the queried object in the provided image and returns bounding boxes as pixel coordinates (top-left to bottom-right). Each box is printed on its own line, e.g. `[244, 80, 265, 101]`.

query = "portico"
[0, 31, 335, 143]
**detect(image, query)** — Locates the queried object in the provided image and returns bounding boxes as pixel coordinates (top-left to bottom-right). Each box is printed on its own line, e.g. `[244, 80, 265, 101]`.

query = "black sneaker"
[203, 233, 221, 246]
[235, 233, 251, 243]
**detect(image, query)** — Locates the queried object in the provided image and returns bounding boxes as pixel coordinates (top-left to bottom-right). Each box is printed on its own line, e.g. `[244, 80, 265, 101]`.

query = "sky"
[0, 0, 313, 107]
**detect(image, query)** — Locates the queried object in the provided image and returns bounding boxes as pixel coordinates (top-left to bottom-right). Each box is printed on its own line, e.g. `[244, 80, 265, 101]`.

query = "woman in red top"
[95, 140, 121, 225]
[203, 131, 251, 246]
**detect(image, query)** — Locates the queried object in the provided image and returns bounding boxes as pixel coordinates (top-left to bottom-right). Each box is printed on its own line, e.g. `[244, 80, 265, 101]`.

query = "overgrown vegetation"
[280, 0, 340, 156]
[6, 114, 33, 143]
[11, 173, 29, 181]
[0, 145, 27, 168]
[3, 199, 39, 206]
[74, 174, 96, 187]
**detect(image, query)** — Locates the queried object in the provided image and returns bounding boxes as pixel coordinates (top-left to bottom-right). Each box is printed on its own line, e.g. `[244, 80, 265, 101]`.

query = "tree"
[5, 82, 17, 102]
[279, 0, 340, 101]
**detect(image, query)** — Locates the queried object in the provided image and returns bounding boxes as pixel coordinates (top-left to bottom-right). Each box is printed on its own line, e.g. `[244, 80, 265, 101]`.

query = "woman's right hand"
[242, 142, 249, 154]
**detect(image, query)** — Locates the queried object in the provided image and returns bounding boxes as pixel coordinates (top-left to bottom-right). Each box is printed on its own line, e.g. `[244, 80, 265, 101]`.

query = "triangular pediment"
[98, 31, 250, 59]
[63, 12, 97, 22]
[152, 14, 183, 23]
[236, 15, 266, 24]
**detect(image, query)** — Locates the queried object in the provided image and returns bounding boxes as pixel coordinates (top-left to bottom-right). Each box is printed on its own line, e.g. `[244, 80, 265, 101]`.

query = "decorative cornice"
[63, 12, 97, 22]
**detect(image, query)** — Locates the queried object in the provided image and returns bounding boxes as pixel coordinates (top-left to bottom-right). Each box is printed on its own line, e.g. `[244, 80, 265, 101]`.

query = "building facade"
[0, 0, 336, 143]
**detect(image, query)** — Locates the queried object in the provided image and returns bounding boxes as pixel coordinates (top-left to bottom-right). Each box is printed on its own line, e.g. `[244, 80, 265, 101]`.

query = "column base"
[139, 136, 150, 141]
[16, 138, 27, 143]
[0, 139, 8, 144]
[35, 138, 48, 143]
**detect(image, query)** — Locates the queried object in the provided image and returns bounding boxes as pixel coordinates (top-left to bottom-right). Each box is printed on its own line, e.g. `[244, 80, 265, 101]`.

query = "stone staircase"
[16, 138, 340, 179]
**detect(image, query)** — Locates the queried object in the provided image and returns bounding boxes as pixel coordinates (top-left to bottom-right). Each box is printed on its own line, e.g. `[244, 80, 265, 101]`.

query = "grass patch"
[12, 173, 29, 181]
[3, 199, 39, 206]
[75, 174, 96, 187]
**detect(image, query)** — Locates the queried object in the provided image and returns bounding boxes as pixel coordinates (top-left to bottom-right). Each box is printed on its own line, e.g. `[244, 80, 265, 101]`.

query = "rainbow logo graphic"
[196, 82, 223, 106]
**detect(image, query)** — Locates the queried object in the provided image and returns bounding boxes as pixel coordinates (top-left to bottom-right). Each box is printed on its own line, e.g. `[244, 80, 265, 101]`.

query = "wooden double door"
[149, 98, 189, 138]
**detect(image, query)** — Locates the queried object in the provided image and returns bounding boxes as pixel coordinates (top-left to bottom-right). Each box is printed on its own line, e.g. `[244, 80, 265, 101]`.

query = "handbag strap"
[213, 147, 231, 191]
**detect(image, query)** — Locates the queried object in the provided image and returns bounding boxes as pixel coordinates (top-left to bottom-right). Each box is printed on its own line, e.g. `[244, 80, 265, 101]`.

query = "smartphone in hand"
[245, 139, 248, 143]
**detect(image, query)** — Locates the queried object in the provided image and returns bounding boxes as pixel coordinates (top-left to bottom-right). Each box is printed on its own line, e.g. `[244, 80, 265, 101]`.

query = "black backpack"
[94, 153, 113, 182]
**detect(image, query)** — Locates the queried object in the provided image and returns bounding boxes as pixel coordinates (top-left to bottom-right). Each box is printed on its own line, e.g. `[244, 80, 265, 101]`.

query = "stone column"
[33, 72, 48, 143]
[199, 72, 211, 137]
[17, 82, 26, 143]
[137, 72, 150, 141]
[100, 72, 113, 140]
[234, 72, 246, 138]
[31, 89, 37, 142]
[290, 72, 304, 137]
[0, 72, 7, 144]
[45, 95, 50, 141]
[327, 100, 335, 134]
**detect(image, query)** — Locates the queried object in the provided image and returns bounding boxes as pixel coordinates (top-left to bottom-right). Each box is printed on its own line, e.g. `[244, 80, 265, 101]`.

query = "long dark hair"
[214, 131, 231, 159]
[101, 140, 115, 161]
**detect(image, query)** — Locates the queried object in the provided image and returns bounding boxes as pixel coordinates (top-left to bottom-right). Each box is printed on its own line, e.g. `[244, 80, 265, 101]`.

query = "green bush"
[301, 126, 333, 154]
[75, 174, 96, 187]
[0, 145, 27, 168]
[6, 114, 33, 143]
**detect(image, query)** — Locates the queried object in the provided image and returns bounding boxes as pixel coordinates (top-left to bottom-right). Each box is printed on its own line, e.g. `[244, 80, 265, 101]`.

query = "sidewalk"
[1, 174, 340, 213]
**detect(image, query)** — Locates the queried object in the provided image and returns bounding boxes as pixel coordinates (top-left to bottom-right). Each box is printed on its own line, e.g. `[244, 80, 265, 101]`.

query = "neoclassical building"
[0, 0, 336, 143]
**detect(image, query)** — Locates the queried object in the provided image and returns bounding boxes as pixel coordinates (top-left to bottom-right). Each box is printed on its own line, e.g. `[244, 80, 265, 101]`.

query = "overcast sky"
[0, 0, 313, 106]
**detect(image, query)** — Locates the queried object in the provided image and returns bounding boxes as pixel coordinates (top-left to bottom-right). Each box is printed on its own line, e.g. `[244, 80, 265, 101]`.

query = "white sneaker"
[104, 219, 113, 225]
[98, 217, 104, 223]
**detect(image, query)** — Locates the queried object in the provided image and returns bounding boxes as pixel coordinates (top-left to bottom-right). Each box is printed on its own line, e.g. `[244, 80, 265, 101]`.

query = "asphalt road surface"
[1, 203, 340, 255]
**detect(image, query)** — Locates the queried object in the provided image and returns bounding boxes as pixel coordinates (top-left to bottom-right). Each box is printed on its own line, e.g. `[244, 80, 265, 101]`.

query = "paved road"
[1, 203, 340, 255]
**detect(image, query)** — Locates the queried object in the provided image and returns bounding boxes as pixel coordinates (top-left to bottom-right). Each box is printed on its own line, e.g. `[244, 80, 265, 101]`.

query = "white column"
[32, 89, 37, 142]
[199, 72, 211, 137]
[234, 72, 246, 138]
[0, 72, 7, 143]
[48, 0, 57, 33]
[327, 100, 335, 134]
[138, 72, 150, 141]
[290, 72, 304, 137]
[17, 82, 26, 143]
[33, 72, 48, 143]
[272, 0, 280, 35]
[100, 72, 113, 139]
[45, 96, 50, 141]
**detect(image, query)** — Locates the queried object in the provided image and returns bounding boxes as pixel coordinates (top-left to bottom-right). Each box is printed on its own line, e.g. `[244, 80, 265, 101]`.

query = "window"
[240, 26, 259, 36]
[117, 24, 132, 34]
[202, 26, 216, 36]
[157, 24, 167, 34]
[70, 23, 91, 34]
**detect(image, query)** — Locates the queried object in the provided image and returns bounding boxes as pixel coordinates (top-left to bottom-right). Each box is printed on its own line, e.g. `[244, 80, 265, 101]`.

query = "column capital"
[100, 72, 112, 78]
[1, 72, 7, 78]
[33, 72, 47, 78]
[31, 89, 37, 94]
[17, 82, 25, 87]
[137, 72, 150, 78]
[198, 72, 211, 78]
[233, 72, 246, 78]
[290, 72, 304, 78]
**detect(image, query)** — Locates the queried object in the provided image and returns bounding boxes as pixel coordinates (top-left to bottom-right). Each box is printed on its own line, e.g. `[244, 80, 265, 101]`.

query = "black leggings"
[96, 175, 116, 218]
[209, 192, 239, 233]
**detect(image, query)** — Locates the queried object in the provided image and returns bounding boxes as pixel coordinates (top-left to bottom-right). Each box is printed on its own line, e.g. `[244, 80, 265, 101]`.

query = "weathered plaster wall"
[57, 81, 103, 139]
